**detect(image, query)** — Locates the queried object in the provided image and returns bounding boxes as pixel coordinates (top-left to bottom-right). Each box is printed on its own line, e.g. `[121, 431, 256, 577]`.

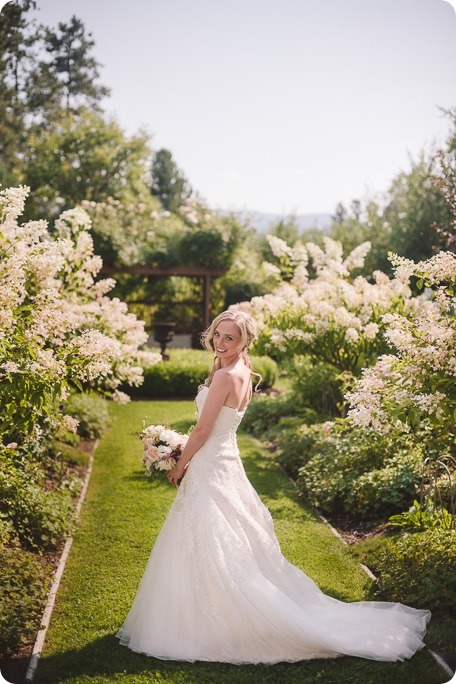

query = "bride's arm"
[168, 370, 232, 485]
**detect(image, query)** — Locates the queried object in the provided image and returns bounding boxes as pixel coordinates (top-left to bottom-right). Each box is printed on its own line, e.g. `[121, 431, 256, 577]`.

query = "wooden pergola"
[99, 264, 227, 330]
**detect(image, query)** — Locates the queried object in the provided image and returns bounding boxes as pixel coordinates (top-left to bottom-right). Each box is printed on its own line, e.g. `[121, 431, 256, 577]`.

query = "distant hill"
[230, 209, 333, 233]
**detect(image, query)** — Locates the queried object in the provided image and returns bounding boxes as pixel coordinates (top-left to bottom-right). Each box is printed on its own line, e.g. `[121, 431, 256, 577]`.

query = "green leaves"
[69, 377, 84, 392]
[377, 529, 456, 614]
[388, 501, 454, 532]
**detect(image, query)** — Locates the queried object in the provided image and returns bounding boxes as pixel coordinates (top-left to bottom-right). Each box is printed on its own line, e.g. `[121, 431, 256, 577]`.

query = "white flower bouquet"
[139, 422, 189, 479]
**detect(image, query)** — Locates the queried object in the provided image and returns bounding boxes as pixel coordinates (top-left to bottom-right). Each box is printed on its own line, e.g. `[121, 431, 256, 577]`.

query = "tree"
[430, 150, 456, 252]
[329, 150, 452, 277]
[0, 6, 111, 184]
[330, 198, 393, 275]
[151, 148, 192, 213]
[0, 0, 38, 184]
[384, 153, 450, 264]
[27, 15, 110, 123]
[22, 108, 152, 221]
[332, 202, 347, 225]
[429, 108, 456, 252]
[80, 192, 184, 267]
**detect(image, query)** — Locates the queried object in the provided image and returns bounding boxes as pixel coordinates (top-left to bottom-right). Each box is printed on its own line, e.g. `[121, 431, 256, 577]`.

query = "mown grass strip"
[35, 400, 445, 684]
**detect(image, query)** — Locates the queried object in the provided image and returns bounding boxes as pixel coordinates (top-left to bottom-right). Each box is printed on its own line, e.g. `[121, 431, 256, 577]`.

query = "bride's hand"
[168, 461, 186, 486]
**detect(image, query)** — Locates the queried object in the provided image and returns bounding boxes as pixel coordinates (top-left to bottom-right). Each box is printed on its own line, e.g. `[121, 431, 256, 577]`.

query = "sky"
[19, 0, 456, 215]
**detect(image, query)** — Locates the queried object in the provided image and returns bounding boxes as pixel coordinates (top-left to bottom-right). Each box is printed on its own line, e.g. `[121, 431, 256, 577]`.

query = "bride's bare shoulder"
[216, 366, 251, 389]
[213, 366, 236, 385]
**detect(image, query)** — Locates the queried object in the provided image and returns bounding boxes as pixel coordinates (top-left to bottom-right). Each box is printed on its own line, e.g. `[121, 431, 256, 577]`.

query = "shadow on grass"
[173, 418, 197, 434]
[34, 634, 307, 684]
[241, 447, 309, 510]
[34, 634, 444, 684]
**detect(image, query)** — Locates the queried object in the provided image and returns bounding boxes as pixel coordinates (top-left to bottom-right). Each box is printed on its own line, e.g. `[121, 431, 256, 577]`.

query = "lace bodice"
[195, 385, 247, 442]
[171, 384, 262, 556]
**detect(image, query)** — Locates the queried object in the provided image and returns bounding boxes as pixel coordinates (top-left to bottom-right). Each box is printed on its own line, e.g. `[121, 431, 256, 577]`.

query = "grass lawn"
[34, 400, 448, 684]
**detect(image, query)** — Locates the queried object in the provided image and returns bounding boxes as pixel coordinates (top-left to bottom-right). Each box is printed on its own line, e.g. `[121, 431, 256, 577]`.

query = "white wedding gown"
[116, 386, 431, 664]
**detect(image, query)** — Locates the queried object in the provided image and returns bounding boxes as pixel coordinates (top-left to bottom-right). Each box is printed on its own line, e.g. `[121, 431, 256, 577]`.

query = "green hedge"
[128, 349, 278, 397]
[0, 516, 49, 656]
[349, 529, 456, 616]
[287, 356, 344, 417]
[251, 355, 278, 390]
[0, 455, 75, 551]
[65, 392, 111, 440]
[243, 394, 319, 443]
[296, 425, 423, 519]
[377, 529, 456, 615]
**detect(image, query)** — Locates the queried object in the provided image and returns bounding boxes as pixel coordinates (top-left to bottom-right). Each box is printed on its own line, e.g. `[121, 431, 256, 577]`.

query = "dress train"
[117, 387, 430, 663]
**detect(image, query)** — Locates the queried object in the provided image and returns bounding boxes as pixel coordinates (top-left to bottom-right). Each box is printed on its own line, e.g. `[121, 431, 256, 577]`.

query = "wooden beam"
[99, 265, 226, 277]
[125, 299, 202, 306]
[98, 264, 226, 336]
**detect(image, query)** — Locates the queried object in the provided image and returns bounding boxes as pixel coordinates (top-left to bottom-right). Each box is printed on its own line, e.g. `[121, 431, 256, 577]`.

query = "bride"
[116, 310, 430, 664]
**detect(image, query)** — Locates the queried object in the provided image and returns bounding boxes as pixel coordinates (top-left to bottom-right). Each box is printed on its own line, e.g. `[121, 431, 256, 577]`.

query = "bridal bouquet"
[139, 423, 189, 478]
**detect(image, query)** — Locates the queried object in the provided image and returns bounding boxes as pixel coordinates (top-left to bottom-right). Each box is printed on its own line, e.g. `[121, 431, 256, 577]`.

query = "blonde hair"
[200, 310, 262, 390]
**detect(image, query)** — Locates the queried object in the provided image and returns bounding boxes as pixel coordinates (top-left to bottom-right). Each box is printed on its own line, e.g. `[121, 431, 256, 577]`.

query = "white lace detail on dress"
[116, 386, 431, 664]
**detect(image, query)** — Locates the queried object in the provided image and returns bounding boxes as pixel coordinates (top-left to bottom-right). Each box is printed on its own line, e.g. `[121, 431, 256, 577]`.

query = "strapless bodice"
[195, 386, 247, 441]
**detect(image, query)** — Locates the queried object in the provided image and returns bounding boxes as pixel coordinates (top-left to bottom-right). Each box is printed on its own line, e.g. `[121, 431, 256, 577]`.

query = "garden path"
[34, 400, 446, 684]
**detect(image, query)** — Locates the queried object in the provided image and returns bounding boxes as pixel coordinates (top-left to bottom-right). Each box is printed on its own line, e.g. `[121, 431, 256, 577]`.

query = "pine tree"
[151, 148, 192, 213]
[27, 15, 110, 122]
[0, 0, 38, 183]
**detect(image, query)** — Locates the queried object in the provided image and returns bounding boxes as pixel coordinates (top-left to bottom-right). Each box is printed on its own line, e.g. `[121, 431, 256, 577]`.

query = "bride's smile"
[213, 320, 243, 367]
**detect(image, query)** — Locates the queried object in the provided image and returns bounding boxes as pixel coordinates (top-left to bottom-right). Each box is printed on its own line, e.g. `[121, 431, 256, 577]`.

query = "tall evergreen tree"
[0, 0, 38, 183]
[27, 15, 110, 122]
[151, 148, 192, 212]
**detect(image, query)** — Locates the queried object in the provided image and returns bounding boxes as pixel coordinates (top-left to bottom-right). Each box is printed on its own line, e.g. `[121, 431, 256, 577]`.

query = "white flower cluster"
[237, 236, 411, 374]
[347, 252, 456, 432]
[140, 424, 188, 476]
[0, 186, 161, 435]
[388, 251, 456, 287]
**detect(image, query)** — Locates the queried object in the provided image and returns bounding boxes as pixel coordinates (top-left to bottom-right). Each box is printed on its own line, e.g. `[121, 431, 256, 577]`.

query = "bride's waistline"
[193, 438, 240, 460]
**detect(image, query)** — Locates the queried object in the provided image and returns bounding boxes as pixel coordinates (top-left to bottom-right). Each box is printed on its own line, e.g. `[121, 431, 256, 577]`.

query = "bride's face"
[213, 320, 242, 365]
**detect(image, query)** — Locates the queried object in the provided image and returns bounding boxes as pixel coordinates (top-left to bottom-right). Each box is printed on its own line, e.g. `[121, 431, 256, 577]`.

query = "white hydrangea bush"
[0, 186, 160, 440]
[347, 251, 456, 433]
[236, 235, 412, 375]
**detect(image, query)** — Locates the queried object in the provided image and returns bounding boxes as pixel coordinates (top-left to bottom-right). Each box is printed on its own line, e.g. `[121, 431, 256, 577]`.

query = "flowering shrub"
[0, 186, 160, 442]
[347, 251, 456, 434]
[237, 236, 411, 375]
[80, 194, 184, 267]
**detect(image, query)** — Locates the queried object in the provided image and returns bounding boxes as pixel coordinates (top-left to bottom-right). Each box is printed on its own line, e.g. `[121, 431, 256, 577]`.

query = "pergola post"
[203, 274, 211, 331]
